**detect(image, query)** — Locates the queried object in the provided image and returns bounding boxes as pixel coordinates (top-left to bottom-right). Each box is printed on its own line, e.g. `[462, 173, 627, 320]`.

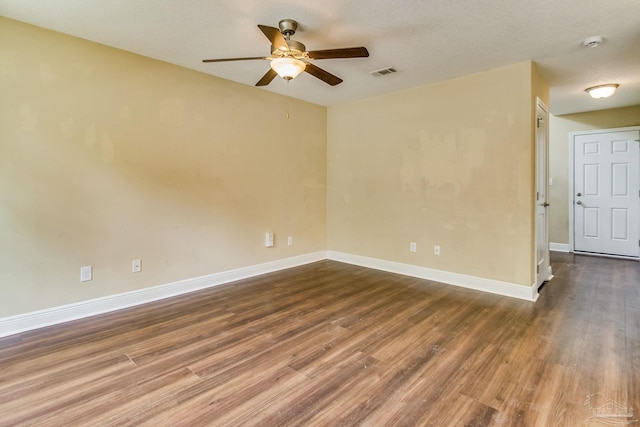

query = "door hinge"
[537, 117, 543, 128]
[537, 265, 540, 274]
[536, 191, 539, 201]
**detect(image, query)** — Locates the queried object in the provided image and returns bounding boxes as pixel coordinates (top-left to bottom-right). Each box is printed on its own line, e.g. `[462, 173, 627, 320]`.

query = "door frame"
[535, 98, 552, 288]
[569, 125, 640, 257]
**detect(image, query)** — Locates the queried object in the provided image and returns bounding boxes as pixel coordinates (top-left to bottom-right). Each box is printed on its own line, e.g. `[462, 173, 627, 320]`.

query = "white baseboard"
[550, 242, 570, 252]
[0, 250, 541, 338]
[0, 251, 327, 338]
[327, 251, 538, 302]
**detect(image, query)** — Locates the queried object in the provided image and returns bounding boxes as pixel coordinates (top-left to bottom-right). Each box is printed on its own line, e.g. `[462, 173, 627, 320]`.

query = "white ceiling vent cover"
[370, 67, 397, 76]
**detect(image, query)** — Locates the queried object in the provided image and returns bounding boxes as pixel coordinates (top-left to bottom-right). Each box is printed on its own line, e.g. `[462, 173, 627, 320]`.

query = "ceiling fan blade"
[202, 57, 265, 63]
[255, 68, 278, 86]
[307, 47, 369, 60]
[304, 62, 343, 86]
[258, 25, 289, 51]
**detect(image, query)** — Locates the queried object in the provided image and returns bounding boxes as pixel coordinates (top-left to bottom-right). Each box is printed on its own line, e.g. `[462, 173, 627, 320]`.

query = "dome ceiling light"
[585, 84, 619, 99]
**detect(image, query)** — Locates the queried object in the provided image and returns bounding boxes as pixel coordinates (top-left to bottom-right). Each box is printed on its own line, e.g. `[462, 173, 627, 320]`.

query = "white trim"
[570, 126, 640, 137]
[0, 251, 326, 338]
[535, 97, 551, 289]
[573, 251, 639, 261]
[327, 251, 538, 302]
[569, 129, 575, 252]
[550, 242, 570, 252]
[0, 250, 543, 338]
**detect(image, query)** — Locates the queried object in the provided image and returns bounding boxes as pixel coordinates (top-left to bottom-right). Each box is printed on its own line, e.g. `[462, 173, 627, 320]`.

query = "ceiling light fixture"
[270, 57, 306, 80]
[585, 83, 619, 99]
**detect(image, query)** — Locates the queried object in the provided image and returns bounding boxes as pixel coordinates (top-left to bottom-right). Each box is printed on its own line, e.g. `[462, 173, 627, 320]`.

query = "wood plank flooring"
[0, 253, 638, 426]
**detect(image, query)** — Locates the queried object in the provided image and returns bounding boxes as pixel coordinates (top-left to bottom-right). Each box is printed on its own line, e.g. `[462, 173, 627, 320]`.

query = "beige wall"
[549, 106, 640, 244]
[0, 17, 551, 319]
[0, 18, 327, 317]
[327, 61, 546, 287]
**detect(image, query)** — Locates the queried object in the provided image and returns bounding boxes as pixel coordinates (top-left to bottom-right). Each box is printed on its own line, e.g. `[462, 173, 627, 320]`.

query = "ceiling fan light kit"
[271, 57, 306, 80]
[585, 83, 619, 99]
[202, 19, 369, 87]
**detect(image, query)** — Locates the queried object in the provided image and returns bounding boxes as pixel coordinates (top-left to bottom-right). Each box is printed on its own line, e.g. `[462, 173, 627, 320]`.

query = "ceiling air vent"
[369, 67, 397, 77]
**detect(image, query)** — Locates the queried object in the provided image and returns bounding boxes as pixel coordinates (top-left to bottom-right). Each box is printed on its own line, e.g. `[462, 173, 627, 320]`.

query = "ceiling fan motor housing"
[279, 19, 298, 37]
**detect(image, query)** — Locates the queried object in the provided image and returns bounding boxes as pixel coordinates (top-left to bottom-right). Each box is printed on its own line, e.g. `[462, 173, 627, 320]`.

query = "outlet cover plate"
[80, 265, 92, 282]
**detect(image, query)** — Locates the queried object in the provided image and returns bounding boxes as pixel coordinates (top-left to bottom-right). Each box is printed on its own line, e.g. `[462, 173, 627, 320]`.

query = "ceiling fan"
[202, 19, 369, 87]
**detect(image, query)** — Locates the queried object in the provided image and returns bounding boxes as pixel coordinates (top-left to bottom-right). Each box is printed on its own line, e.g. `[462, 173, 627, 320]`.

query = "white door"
[573, 129, 640, 258]
[535, 99, 551, 287]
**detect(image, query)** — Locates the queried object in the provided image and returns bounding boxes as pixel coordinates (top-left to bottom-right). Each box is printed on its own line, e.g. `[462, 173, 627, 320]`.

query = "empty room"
[1, 1, 639, 425]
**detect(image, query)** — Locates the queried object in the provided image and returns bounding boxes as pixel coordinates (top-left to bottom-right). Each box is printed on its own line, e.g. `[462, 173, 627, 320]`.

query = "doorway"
[570, 127, 640, 258]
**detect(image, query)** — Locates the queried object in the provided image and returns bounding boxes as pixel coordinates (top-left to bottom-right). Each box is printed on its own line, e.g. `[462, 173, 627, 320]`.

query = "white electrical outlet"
[80, 265, 92, 282]
[434, 245, 441, 255]
[265, 232, 274, 247]
[132, 259, 142, 273]
[287, 236, 293, 246]
[410, 242, 417, 252]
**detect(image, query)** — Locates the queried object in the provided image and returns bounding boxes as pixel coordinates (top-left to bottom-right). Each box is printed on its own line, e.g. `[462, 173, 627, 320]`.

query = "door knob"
[543, 202, 550, 207]
[576, 192, 582, 196]
[576, 200, 583, 205]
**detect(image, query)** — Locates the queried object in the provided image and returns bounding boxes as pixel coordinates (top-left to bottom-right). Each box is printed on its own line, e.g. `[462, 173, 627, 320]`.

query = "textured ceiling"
[1, 0, 639, 115]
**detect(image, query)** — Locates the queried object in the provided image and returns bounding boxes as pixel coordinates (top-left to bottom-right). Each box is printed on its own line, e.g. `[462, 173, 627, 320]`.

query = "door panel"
[583, 164, 599, 195]
[612, 163, 628, 196]
[584, 142, 599, 155]
[583, 207, 599, 238]
[573, 130, 640, 257]
[611, 209, 628, 240]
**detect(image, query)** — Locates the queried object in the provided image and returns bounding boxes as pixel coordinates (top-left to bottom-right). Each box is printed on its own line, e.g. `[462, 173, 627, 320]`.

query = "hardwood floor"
[0, 253, 638, 426]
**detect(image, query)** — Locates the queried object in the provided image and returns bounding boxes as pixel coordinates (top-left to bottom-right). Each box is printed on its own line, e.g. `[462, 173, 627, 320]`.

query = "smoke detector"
[583, 35, 603, 48]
